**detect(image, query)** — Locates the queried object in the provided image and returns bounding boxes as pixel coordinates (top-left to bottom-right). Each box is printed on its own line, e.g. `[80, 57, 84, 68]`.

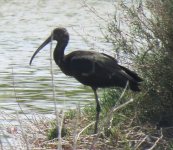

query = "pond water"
[0, 0, 115, 114]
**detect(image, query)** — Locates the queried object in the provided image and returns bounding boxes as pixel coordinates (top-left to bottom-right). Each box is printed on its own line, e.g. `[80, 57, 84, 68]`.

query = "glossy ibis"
[30, 27, 142, 133]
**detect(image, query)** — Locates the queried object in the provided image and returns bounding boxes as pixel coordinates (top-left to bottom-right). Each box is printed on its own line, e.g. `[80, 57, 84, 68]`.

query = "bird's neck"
[53, 41, 67, 65]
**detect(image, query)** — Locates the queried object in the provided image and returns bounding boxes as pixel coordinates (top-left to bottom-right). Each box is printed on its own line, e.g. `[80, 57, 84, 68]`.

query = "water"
[0, 0, 114, 114]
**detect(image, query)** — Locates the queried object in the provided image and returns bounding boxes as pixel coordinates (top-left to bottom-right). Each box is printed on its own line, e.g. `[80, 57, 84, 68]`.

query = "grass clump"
[47, 121, 68, 140]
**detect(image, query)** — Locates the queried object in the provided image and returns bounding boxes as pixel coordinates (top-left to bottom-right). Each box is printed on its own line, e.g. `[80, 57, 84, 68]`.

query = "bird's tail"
[129, 82, 141, 92]
[120, 65, 143, 82]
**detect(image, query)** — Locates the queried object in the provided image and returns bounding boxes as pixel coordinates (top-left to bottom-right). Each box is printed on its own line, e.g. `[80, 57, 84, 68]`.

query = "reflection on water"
[0, 0, 114, 114]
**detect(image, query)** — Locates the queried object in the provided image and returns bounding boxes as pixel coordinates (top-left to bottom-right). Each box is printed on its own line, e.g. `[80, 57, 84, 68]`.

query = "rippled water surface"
[0, 0, 114, 114]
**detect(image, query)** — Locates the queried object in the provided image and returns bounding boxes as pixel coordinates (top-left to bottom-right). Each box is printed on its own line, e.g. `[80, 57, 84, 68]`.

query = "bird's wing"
[70, 52, 121, 76]
[69, 52, 140, 84]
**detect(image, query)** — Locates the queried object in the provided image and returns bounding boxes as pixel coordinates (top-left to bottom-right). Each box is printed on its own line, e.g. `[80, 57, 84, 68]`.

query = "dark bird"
[30, 27, 142, 134]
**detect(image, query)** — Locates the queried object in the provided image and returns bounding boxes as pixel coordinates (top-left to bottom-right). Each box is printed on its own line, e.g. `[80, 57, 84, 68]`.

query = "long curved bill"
[29, 36, 51, 65]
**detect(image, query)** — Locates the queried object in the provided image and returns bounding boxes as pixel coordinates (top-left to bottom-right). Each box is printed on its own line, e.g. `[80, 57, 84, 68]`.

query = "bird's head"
[29, 27, 69, 65]
[52, 27, 69, 42]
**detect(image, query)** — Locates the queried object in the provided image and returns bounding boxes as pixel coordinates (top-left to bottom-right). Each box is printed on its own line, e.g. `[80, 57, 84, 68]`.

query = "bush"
[105, 0, 173, 125]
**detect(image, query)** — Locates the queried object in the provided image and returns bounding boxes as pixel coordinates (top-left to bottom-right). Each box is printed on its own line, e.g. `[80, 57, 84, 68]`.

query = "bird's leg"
[92, 87, 101, 134]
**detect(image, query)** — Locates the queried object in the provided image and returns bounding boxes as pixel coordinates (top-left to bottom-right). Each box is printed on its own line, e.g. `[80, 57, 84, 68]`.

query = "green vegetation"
[47, 122, 68, 140]
[106, 0, 173, 124]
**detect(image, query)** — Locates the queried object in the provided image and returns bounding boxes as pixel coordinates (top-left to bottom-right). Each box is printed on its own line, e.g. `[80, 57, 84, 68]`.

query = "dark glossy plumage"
[30, 27, 142, 133]
[60, 50, 142, 91]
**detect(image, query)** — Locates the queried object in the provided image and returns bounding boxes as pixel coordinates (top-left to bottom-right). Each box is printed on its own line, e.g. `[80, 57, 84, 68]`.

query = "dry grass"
[0, 111, 51, 149]
[40, 116, 172, 150]
[1, 100, 172, 150]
